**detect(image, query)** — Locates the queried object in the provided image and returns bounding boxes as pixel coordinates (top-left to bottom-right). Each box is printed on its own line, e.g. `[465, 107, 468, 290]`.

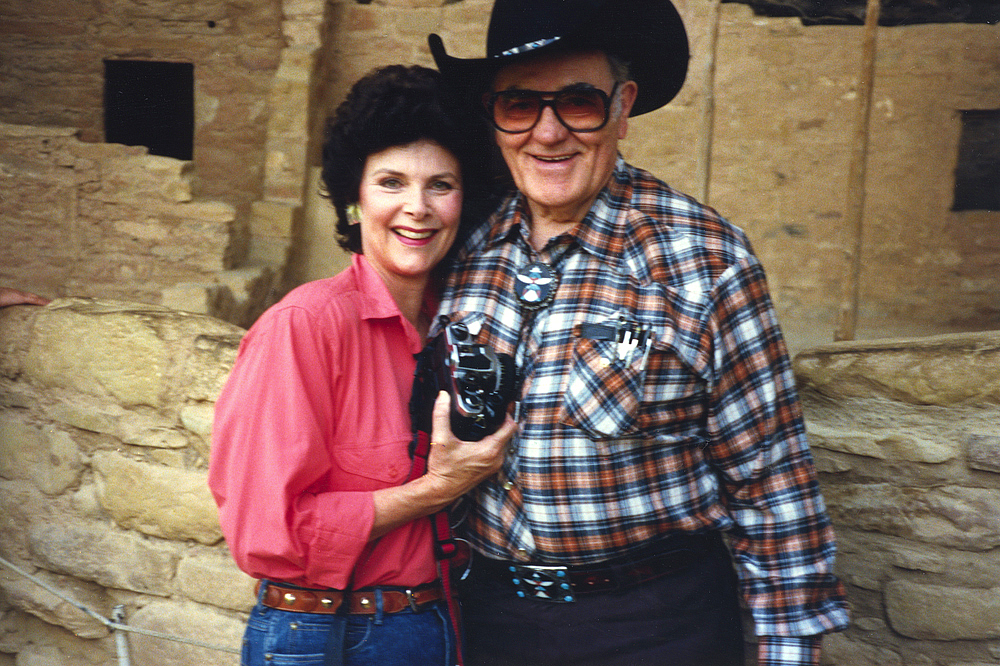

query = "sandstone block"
[180, 402, 215, 440]
[808, 423, 957, 465]
[806, 423, 888, 459]
[176, 552, 256, 612]
[161, 283, 220, 316]
[127, 600, 242, 666]
[92, 451, 222, 545]
[820, 632, 903, 666]
[46, 396, 191, 449]
[968, 433, 1000, 474]
[0, 570, 110, 639]
[8, 625, 116, 666]
[23, 299, 243, 410]
[0, 412, 46, 481]
[177, 200, 236, 223]
[45, 399, 128, 436]
[100, 154, 193, 204]
[0, 413, 82, 495]
[886, 580, 1000, 640]
[250, 200, 296, 237]
[23, 302, 169, 407]
[29, 520, 178, 596]
[0, 480, 46, 561]
[795, 333, 1000, 406]
[824, 484, 1000, 551]
[183, 334, 242, 403]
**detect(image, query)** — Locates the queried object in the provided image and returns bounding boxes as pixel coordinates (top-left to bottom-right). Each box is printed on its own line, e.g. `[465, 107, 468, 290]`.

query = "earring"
[346, 203, 361, 225]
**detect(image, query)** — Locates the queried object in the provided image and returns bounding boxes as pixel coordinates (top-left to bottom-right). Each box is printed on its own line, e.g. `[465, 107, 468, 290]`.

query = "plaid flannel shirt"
[436, 157, 848, 664]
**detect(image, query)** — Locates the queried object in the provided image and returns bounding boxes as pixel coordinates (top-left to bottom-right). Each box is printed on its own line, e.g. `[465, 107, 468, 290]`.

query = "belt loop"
[373, 589, 385, 625]
[256, 580, 269, 605]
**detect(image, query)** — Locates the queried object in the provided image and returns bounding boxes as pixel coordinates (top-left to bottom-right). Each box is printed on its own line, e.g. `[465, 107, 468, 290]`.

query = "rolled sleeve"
[705, 259, 849, 647]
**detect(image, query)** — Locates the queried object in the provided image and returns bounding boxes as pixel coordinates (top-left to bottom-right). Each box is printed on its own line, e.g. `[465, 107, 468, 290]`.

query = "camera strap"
[407, 429, 467, 665]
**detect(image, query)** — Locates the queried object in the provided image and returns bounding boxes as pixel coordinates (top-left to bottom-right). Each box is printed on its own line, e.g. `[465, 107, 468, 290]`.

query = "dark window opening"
[953, 110, 1000, 212]
[104, 60, 194, 160]
[721, 0, 1000, 26]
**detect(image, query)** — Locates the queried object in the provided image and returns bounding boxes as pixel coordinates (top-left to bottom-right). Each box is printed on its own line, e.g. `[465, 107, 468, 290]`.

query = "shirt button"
[502, 480, 515, 491]
[516, 548, 529, 560]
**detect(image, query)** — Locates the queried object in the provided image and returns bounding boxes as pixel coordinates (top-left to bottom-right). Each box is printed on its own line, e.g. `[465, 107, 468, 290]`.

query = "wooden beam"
[834, 0, 882, 341]
[696, 0, 723, 204]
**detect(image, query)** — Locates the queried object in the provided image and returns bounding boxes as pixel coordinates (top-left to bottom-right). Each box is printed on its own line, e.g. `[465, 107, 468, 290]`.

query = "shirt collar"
[351, 253, 436, 351]
[482, 155, 634, 273]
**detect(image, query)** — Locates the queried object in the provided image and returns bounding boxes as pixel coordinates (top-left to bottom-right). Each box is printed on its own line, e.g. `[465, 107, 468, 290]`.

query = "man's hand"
[0, 287, 50, 308]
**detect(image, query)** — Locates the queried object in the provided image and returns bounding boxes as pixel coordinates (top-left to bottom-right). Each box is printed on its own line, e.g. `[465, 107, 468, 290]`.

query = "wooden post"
[696, 0, 723, 204]
[834, 0, 882, 341]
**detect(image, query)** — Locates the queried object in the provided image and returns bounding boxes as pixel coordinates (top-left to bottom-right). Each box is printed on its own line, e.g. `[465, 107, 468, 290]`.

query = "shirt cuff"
[757, 634, 822, 666]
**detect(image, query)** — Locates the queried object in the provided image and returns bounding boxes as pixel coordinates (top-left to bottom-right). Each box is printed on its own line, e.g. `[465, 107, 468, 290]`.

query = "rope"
[0, 554, 240, 655]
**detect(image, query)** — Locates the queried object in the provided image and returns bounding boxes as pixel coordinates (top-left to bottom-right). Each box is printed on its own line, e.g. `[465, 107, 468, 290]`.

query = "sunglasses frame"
[483, 83, 620, 134]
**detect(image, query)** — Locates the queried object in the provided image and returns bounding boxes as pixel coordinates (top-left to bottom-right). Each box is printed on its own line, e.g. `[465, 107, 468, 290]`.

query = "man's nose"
[531, 105, 570, 142]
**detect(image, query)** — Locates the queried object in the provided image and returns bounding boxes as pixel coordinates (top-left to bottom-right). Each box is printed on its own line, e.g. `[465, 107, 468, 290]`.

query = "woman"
[209, 65, 515, 666]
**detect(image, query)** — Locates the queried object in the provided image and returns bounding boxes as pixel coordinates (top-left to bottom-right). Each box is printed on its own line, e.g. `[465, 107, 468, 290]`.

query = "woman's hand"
[369, 391, 517, 540]
[424, 391, 517, 500]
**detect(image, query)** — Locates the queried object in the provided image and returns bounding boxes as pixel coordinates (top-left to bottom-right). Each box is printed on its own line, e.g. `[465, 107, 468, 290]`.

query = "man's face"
[491, 50, 637, 226]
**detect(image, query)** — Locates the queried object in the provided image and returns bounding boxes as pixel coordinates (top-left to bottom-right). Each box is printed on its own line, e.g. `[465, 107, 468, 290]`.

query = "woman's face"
[357, 140, 463, 286]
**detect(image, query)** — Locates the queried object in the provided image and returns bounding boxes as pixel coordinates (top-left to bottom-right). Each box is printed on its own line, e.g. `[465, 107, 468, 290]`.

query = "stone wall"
[2, 0, 998, 349]
[0, 299, 252, 666]
[797, 334, 1000, 665]
[0, 0, 284, 213]
[0, 123, 282, 329]
[3, 299, 1000, 664]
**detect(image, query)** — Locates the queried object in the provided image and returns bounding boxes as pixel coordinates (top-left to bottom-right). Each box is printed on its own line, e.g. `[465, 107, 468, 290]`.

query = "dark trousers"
[459, 535, 745, 666]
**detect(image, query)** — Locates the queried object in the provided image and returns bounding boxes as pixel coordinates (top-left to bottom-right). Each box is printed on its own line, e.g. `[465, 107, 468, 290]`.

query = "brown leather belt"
[256, 580, 444, 615]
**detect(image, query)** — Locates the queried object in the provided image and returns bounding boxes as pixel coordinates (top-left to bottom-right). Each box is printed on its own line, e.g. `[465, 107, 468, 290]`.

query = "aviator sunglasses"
[483, 83, 621, 134]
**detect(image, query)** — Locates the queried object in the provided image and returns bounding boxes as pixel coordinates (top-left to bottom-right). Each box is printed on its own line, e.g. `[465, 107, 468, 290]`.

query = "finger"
[485, 416, 518, 449]
[430, 391, 453, 442]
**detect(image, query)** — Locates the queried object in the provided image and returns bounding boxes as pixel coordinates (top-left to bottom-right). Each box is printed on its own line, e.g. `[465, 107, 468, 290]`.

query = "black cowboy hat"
[428, 0, 689, 117]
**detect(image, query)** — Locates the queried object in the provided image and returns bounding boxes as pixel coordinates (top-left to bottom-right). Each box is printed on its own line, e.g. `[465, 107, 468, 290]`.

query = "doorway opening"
[104, 60, 195, 160]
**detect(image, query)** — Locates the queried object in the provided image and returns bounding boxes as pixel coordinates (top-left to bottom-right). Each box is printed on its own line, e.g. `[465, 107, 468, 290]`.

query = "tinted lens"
[492, 91, 542, 132]
[488, 87, 612, 133]
[553, 90, 607, 130]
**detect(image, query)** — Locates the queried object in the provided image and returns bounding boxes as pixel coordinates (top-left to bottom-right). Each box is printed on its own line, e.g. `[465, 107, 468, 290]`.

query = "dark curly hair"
[320, 64, 497, 255]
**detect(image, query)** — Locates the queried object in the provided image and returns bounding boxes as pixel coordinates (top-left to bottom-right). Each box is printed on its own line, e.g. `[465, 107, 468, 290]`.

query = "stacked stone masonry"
[3, 299, 1000, 664]
[0, 299, 252, 666]
[796, 334, 1000, 666]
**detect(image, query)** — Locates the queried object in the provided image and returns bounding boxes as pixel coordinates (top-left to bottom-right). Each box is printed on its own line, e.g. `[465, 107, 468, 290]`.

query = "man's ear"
[617, 81, 639, 139]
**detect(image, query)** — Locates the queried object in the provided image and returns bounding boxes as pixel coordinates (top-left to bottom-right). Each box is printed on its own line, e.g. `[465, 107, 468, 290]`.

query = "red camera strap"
[408, 429, 467, 665]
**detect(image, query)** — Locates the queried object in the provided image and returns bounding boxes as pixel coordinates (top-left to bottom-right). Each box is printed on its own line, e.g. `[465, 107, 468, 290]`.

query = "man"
[427, 1, 849, 665]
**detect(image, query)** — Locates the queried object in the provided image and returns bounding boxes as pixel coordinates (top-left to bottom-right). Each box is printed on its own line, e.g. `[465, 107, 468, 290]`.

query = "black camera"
[411, 318, 518, 441]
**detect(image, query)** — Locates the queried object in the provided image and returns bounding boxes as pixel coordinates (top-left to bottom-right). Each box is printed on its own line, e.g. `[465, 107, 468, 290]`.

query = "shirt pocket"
[559, 320, 663, 439]
[330, 438, 411, 489]
[559, 292, 710, 441]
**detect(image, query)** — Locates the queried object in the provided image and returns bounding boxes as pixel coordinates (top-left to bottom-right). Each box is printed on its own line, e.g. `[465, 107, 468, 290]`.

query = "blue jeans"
[242, 582, 454, 666]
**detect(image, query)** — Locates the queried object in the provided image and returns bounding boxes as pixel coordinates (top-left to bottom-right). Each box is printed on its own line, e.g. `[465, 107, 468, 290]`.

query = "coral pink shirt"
[209, 254, 438, 590]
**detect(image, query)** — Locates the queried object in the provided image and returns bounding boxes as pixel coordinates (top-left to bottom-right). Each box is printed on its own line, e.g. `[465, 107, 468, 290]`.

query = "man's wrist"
[757, 634, 822, 666]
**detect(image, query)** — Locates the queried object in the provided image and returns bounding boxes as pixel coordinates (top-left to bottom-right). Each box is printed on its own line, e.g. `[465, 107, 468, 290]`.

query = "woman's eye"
[378, 177, 403, 189]
[430, 180, 456, 192]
